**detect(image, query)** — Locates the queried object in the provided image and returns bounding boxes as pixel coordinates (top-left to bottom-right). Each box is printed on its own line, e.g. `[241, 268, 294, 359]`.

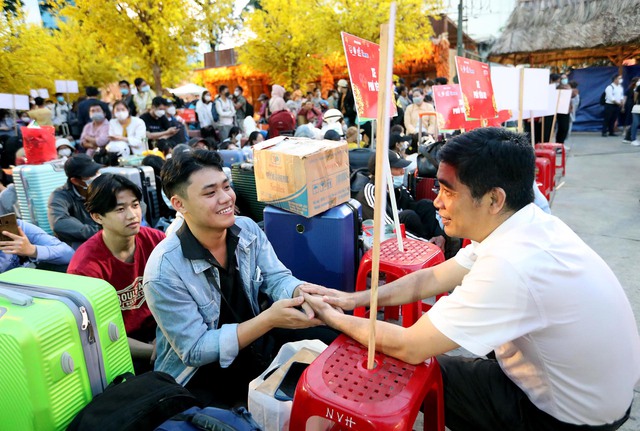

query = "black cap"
[258, 93, 268, 101]
[389, 133, 411, 150]
[368, 150, 411, 174]
[64, 154, 103, 179]
[323, 129, 341, 141]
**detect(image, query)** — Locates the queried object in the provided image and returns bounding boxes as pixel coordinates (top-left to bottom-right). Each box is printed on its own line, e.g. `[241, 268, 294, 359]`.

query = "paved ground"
[414, 132, 640, 430]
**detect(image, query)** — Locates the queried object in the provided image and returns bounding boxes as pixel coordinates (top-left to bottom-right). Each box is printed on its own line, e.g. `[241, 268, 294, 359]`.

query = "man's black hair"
[438, 127, 535, 212]
[134, 77, 144, 88]
[152, 96, 167, 107]
[86, 86, 99, 97]
[119, 80, 130, 87]
[550, 73, 561, 83]
[229, 126, 241, 138]
[85, 173, 143, 216]
[611, 73, 620, 82]
[218, 84, 228, 94]
[142, 155, 165, 178]
[434, 77, 448, 85]
[161, 149, 224, 199]
[34, 97, 44, 106]
[54, 92, 63, 98]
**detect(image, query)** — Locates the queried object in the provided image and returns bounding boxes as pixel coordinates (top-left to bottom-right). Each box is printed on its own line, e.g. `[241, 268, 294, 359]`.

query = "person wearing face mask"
[554, 74, 571, 144]
[51, 93, 71, 133]
[77, 86, 111, 130]
[80, 103, 110, 157]
[140, 97, 179, 145]
[118, 80, 137, 117]
[355, 150, 445, 252]
[214, 84, 236, 140]
[232, 86, 247, 128]
[47, 154, 103, 249]
[133, 77, 156, 115]
[165, 100, 188, 145]
[108, 100, 148, 155]
[404, 89, 436, 151]
[195, 90, 215, 134]
[602, 74, 624, 137]
[56, 137, 76, 159]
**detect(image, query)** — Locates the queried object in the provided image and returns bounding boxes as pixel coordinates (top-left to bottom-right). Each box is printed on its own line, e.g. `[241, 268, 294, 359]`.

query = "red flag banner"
[341, 32, 397, 121]
[455, 57, 498, 121]
[432, 84, 466, 130]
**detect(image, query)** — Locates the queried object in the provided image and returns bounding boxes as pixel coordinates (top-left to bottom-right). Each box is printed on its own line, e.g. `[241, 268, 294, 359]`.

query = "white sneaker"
[622, 139, 631, 144]
[632, 140, 640, 146]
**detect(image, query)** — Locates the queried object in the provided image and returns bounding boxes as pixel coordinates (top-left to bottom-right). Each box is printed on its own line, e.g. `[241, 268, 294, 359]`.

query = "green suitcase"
[231, 162, 266, 222]
[0, 268, 134, 431]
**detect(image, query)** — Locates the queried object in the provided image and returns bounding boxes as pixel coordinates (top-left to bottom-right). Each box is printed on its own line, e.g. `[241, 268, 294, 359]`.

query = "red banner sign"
[177, 108, 196, 123]
[434, 84, 510, 131]
[455, 57, 498, 121]
[341, 32, 397, 121]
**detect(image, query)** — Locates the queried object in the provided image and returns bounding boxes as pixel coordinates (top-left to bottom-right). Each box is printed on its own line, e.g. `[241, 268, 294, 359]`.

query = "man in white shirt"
[602, 74, 624, 137]
[302, 127, 640, 430]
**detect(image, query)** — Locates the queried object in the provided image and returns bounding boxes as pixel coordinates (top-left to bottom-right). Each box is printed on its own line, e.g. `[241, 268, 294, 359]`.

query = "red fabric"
[267, 110, 295, 138]
[68, 226, 165, 337]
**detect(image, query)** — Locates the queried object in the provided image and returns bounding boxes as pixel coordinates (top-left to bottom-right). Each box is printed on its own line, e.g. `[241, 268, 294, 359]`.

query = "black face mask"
[224, 91, 230, 97]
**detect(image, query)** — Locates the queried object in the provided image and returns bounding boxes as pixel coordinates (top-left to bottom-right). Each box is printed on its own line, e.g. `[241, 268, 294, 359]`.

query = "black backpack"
[67, 372, 200, 431]
[600, 84, 612, 105]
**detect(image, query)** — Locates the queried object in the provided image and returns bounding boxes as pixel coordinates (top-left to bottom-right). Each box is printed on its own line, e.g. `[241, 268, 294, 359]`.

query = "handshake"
[263, 283, 356, 331]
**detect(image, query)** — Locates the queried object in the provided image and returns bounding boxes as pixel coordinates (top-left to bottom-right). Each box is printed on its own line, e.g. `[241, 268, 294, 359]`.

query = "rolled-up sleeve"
[19, 219, 75, 264]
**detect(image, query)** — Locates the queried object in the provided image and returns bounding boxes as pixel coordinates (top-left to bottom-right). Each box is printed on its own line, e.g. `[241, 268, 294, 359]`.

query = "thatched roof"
[491, 0, 640, 56]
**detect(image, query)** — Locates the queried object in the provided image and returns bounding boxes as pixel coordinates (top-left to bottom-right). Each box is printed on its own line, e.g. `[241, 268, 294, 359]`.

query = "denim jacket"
[142, 216, 302, 385]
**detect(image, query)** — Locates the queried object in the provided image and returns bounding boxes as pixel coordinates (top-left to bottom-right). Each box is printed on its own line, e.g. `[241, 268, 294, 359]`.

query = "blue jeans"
[630, 113, 640, 141]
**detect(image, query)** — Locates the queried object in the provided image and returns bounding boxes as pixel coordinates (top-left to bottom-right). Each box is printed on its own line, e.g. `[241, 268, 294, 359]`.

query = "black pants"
[437, 355, 631, 431]
[556, 114, 571, 144]
[185, 326, 339, 408]
[602, 104, 621, 136]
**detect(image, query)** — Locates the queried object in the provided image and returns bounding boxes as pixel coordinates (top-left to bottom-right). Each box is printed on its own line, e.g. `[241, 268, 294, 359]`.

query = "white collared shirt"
[429, 203, 640, 425]
[605, 83, 624, 104]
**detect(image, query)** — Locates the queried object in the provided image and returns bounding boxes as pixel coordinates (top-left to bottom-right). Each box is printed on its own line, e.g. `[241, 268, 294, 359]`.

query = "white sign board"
[490, 66, 550, 112]
[0, 94, 30, 110]
[530, 85, 572, 118]
[55, 80, 79, 94]
[522, 69, 550, 111]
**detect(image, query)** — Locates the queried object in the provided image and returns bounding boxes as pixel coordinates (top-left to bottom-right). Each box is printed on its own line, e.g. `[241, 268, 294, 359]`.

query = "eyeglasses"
[431, 180, 440, 196]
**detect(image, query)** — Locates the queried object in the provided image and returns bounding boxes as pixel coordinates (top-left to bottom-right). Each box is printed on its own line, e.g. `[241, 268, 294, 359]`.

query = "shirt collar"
[177, 221, 241, 267]
[472, 203, 538, 256]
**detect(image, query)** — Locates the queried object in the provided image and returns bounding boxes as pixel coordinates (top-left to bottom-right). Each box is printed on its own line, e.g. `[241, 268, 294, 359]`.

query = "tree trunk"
[152, 63, 162, 94]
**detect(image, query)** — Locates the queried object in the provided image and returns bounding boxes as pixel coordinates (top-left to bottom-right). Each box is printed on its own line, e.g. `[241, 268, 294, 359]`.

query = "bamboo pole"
[368, 3, 396, 370]
[550, 90, 561, 143]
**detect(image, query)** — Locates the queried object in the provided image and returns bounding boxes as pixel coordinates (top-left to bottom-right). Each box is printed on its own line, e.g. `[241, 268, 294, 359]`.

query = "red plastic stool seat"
[290, 335, 445, 431]
[536, 143, 566, 176]
[534, 149, 557, 189]
[535, 157, 552, 200]
[355, 238, 445, 327]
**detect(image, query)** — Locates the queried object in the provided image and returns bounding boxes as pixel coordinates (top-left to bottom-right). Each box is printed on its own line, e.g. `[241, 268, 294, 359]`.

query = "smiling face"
[172, 167, 236, 231]
[92, 189, 141, 238]
[434, 162, 493, 241]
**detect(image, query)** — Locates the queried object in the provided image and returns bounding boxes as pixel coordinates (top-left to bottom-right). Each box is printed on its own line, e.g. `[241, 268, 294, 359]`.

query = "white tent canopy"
[168, 83, 208, 96]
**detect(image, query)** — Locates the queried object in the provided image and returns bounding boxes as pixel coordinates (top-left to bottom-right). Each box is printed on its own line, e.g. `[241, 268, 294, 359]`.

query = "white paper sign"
[55, 80, 79, 94]
[30, 89, 38, 98]
[556, 89, 572, 115]
[38, 89, 49, 99]
[0, 94, 30, 110]
[14, 95, 30, 110]
[490, 66, 518, 111]
[522, 69, 550, 111]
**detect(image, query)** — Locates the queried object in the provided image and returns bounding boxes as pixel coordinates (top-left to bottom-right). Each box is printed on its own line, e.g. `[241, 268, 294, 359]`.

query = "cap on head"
[64, 154, 102, 179]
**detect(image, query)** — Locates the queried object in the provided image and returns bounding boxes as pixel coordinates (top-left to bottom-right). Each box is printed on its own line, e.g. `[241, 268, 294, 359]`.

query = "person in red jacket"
[267, 97, 295, 138]
[68, 173, 165, 373]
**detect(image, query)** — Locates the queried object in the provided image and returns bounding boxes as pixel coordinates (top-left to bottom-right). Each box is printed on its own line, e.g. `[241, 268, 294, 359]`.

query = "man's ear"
[69, 177, 83, 188]
[90, 212, 102, 225]
[489, 187, 507, 214]
[171, 195, 187, 214]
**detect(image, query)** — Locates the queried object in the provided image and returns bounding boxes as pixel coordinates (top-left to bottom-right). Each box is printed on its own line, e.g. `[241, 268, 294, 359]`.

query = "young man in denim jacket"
[143, 150, 335, 407]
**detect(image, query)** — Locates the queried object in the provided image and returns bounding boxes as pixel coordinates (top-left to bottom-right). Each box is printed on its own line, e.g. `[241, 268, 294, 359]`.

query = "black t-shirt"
[140, 112, 170, 134]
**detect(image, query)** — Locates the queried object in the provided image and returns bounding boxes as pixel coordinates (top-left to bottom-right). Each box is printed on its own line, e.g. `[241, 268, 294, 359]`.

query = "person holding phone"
[0, 216, 75, 273]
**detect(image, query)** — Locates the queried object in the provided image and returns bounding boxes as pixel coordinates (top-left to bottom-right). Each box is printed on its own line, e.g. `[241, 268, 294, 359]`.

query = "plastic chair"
[534, 149, 557, 189]
[536, 143, 566, 176]
[535, 157, 552, 200]
[290, 335, 445, 431]
[355, 237, 445, 327]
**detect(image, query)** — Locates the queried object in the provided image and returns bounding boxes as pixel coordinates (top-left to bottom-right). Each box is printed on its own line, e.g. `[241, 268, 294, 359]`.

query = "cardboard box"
[253, 137, 350, 217]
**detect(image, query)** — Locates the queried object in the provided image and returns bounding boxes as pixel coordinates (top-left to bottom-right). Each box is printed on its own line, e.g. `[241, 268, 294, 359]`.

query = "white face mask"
[155, 109, 165, 118]
[115, 111, 129, 121]
[167, 106, 176, 116]
[204, 95, 212, 102]
[58, 148, 72, 158]
[80, 173, 100, 190]
[234, 90, 241, 97]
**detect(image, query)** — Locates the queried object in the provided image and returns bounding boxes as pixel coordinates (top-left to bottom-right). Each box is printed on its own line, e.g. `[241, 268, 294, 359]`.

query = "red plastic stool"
[536, 143, 566, 176]
[355, 238, 445, 327]
[535, 157, 552, 200]
[534, 149, 556, 189]
[290, 335, 445, 431]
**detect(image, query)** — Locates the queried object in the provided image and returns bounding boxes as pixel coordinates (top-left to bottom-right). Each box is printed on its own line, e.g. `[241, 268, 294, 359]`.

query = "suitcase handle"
[0, 287, 34, 306]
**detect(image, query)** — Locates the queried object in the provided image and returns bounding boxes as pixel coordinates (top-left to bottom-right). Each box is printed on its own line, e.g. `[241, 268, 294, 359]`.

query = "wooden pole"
[531, 116, 536, 147]
[368, 3, 396, 370]
[550, 90, 561, 143]
[517, 67, 525, 133]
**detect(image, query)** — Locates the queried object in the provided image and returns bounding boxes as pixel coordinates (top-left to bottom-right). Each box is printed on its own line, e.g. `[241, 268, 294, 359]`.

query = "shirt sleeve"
[128, 119, 147, 153]
[428, 254, 544, 356]
[19, 220, 75, 265]
[95, 122, 110, 147]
